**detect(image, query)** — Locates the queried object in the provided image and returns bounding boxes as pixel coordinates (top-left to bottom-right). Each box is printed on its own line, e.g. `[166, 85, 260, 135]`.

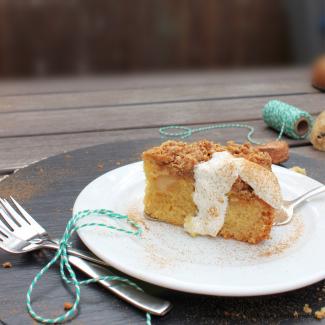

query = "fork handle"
[291, 185, 325, 209]
[43, 241, 172, 315]
[67, 255, 172, 316]
[42, 241, 108, 267]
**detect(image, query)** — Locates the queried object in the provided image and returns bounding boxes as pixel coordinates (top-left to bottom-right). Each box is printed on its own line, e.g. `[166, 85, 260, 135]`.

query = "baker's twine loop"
[26, 209, 151, 325]
[160, 124, 265, 145]
[160, 100, 313, 144]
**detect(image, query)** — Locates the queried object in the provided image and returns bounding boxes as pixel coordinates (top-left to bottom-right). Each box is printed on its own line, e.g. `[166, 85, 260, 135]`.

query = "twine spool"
[262, 100, 314, 140]
[160, 100, 314, 144]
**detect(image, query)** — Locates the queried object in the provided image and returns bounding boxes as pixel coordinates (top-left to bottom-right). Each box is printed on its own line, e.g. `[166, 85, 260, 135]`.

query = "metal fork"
[0, 197, 172, 316]
[273, 185, 325, 226]
[0, 197, 107, 264]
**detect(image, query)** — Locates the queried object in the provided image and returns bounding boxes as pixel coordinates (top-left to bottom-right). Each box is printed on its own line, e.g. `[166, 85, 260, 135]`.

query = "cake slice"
[142, 140, 282, 244]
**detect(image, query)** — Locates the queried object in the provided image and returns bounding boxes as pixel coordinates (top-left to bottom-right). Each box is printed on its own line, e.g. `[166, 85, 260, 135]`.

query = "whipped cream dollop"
[184, 151, 282, 237]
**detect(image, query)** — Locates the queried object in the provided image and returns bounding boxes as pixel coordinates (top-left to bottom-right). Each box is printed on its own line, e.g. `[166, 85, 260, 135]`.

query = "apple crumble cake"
[142, 140, 282, 244]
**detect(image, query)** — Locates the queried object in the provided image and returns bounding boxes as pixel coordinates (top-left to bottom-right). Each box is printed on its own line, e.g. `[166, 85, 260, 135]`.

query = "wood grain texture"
[290, 146, 325, 163]
[0, 67, 312, 97]
[0, 120, 312, 173]
[0, 140, 324, 325]
[0, 81, 315, 114]
[0, 94, 322, 138]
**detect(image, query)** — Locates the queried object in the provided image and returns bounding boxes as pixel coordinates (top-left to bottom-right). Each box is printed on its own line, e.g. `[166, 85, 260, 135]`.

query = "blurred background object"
[0, 0, 324, 78]
[284, 0, 325, 64]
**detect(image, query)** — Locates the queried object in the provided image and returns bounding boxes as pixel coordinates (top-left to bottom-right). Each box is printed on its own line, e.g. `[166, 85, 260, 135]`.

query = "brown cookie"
[256, 141, 289, 164]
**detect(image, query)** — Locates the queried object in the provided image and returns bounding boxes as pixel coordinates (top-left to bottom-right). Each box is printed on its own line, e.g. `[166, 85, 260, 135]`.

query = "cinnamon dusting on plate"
[127, 207, 149, 230]
[258, 217, 304, 257]
[144, 242, 171, 268]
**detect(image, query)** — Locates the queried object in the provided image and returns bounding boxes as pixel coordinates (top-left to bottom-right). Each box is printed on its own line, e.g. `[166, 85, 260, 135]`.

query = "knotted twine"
[160, 100, 314, 144]
[26, 209, 151, 324]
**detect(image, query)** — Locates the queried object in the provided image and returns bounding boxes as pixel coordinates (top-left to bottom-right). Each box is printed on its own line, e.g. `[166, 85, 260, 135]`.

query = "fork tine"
[0, 231, 7, 241]
[0, 198, 29, 227]
[0, 229, 6, 239]
[0, 204, 19, 230]
[9, 197, 46, 234]
[0, 222, 11, 238]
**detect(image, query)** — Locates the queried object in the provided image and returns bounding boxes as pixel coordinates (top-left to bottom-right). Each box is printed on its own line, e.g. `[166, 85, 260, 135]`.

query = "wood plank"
[0, 94, 321, 138]
[0, 80, 315, 114]
[290, 146, 325, 164]
[0, 67, 312, 98]
[283, 146, 325, 183]
[0, 120, 312, 173]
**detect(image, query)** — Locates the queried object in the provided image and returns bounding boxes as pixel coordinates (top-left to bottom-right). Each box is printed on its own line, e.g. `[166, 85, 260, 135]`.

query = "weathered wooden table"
[0, 68, 324, 324]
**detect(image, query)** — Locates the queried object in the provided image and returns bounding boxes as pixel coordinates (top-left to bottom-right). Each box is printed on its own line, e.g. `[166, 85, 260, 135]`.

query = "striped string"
[26, 209, 151, 325]
[262, 100, 314, 139]
[159, 123, 268, 145]
[159, 100, 313, 144]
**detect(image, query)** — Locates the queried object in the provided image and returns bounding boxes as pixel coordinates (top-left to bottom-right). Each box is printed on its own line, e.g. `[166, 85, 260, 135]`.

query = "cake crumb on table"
[315, 307, 325, 320]
[2, 261, 12, 268]
[303, 304, 312, 314]
[290, 166, 307, 175]
[64, 302, 73, 310]
[97, 161, 105, 171]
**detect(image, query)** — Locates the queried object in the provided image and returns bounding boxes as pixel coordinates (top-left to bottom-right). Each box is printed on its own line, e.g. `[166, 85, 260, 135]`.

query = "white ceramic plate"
[74, 162, 325, 296]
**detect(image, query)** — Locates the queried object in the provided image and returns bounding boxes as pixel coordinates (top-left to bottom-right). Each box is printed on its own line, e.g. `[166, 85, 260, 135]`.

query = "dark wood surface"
[0, 141, 324, 325]
[0, 68, 324, 324]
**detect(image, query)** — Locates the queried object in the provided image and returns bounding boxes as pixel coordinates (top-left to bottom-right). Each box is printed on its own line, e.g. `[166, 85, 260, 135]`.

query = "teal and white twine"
[160, 123, 265, 145]
[26, 209, 151, 325]
[262, 100, 313, 139]
[160, 100, 314, 144]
